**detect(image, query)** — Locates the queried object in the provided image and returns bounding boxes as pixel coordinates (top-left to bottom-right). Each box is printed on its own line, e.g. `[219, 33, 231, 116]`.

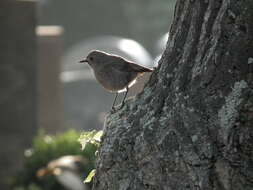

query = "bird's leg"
[111, 92, 119, 111]
[120, 87, 129, 109]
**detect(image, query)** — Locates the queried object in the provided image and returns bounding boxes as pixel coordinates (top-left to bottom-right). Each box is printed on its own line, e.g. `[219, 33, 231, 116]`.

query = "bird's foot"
[110, 106, 116, 113]
[110, 102, 125, 113]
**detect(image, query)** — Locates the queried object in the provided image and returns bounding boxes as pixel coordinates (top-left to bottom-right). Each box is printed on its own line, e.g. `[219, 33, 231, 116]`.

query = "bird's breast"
[94, 67, 137, 92]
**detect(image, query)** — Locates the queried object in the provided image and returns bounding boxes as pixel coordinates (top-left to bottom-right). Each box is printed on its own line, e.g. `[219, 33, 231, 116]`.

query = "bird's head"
[79, 50, 108, 67]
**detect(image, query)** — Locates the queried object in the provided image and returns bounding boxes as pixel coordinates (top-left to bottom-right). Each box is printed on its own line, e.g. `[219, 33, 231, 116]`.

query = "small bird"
[79, 50, 153, 110]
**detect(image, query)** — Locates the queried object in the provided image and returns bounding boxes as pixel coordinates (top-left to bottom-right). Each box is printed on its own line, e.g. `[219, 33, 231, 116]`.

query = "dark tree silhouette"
[93, 0, 253, 189]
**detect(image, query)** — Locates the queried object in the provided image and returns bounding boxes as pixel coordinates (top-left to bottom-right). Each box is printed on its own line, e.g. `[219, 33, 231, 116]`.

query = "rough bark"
[93, 0, 253, 190]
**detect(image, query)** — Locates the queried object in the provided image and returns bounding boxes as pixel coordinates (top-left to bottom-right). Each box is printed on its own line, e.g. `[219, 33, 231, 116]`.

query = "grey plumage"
[79, 50, 153, 110]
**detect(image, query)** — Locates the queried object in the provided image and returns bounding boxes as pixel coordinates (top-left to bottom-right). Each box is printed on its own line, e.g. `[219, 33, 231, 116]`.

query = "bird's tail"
[130, 64, 154, 73]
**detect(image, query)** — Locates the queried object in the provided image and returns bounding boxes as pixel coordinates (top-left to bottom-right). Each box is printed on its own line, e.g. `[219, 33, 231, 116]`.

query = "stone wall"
[37, 26, 64, 134]
[0, 0, 37, 188]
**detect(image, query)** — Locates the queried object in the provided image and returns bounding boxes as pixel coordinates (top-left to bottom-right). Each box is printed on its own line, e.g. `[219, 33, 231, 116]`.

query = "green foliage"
[78, 130, 103, 149]
[84, 169, 96, 184]
[79, 130, 103, 184]
[12, 129, 98, 190]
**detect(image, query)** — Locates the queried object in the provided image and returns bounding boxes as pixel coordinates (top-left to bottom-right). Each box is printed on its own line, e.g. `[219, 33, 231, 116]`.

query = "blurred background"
[0, 0, 176, 189]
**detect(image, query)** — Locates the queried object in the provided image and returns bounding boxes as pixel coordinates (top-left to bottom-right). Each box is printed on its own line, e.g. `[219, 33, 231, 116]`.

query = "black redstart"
[79, 50, 153, 110]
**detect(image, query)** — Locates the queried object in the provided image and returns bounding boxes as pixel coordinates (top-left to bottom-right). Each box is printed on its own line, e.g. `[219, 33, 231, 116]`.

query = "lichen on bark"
[93, 0, 253, 190]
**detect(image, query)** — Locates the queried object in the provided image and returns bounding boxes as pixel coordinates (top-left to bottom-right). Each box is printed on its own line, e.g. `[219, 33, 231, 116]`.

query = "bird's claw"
[111, 106, 116, 113]
[110, 102, 125, 113]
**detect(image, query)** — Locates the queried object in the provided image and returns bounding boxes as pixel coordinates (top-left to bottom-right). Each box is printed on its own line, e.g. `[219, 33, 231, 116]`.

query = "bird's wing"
[108, 55, 154, 73]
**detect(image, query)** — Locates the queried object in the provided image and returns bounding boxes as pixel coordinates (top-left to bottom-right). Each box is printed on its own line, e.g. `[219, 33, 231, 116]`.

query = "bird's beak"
[79, 59, 88, 63]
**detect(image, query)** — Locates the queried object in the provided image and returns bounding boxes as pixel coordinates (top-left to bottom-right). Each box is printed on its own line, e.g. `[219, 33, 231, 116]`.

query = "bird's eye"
[89, 57, 94, 61]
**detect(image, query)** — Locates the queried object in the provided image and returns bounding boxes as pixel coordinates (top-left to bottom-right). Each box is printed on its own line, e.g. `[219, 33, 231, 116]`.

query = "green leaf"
[84, 169, 96, 183]
[93, 130, 103, 142]
[78, 130, 103, 150]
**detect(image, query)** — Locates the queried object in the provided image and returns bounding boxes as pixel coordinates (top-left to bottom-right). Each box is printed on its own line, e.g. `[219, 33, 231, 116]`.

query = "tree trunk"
[93, 0, 253, 189]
